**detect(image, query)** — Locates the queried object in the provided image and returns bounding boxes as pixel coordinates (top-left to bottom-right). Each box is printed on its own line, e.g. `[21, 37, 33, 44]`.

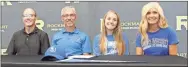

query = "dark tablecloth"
[1, 55, 187, 67]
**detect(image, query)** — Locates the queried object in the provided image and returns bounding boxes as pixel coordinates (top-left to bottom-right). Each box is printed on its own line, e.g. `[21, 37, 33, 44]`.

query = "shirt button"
[26, 35, 29, 40]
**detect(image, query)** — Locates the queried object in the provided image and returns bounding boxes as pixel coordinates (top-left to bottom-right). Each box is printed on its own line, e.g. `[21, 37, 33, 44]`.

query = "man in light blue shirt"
[52, 28, 91, 57]
[42, 6, 91, 60]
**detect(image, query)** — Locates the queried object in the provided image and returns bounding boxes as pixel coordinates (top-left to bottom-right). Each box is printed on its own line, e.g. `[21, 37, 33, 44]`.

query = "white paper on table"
[55, 59, 147, 63]
[67, 55, 95, 59]
[55, 55, 147, 63]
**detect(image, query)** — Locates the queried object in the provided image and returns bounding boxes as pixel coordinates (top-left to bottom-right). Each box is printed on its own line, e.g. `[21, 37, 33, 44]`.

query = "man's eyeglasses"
[23, 14, 36, 17]
[62, 14, 76, 17]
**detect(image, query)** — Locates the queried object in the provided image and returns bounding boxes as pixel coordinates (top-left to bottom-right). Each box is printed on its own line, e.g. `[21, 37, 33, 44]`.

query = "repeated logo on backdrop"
[0, 25, 8, 33]
[176, 16, 187, 31]
[0, 0, 12, 6]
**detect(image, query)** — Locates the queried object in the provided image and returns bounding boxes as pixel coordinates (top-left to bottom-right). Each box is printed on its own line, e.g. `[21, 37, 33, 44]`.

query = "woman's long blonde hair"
[139, 2, 168, 45]
[100, 10, 125, 55]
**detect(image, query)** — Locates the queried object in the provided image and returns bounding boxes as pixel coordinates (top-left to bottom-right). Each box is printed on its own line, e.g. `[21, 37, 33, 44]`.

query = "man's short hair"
[61, 6, 76, 16]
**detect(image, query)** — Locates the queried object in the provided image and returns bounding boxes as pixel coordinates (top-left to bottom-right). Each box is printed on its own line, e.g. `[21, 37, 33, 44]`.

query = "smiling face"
[146, 8, 160, 25]
[22, 8, 36, 27]
[104, 11, 118, 31]
[61, 7, 76, 27]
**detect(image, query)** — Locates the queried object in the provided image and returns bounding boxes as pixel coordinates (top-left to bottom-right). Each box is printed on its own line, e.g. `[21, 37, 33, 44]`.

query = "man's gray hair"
[61, 6, 76, 16]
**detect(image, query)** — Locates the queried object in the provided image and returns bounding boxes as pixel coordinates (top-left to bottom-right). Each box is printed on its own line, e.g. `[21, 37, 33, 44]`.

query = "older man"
[42, 6, 91, 60]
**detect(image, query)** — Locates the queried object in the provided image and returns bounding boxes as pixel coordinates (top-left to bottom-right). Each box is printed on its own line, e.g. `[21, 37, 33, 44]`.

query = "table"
[1, 55, 187, 67]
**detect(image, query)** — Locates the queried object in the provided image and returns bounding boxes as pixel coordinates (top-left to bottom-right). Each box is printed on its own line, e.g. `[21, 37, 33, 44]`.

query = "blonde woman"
[136, 2, 178, 56]
[93, 10, 129, 56]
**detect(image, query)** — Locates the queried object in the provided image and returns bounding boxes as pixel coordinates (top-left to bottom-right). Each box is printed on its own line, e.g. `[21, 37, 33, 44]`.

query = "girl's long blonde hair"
[100, 10, 125, 55]
[139, 2, 168, 45]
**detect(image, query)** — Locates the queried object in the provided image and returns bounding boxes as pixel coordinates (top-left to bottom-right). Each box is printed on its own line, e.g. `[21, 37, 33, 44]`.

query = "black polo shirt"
[6, 27, 50, 55]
